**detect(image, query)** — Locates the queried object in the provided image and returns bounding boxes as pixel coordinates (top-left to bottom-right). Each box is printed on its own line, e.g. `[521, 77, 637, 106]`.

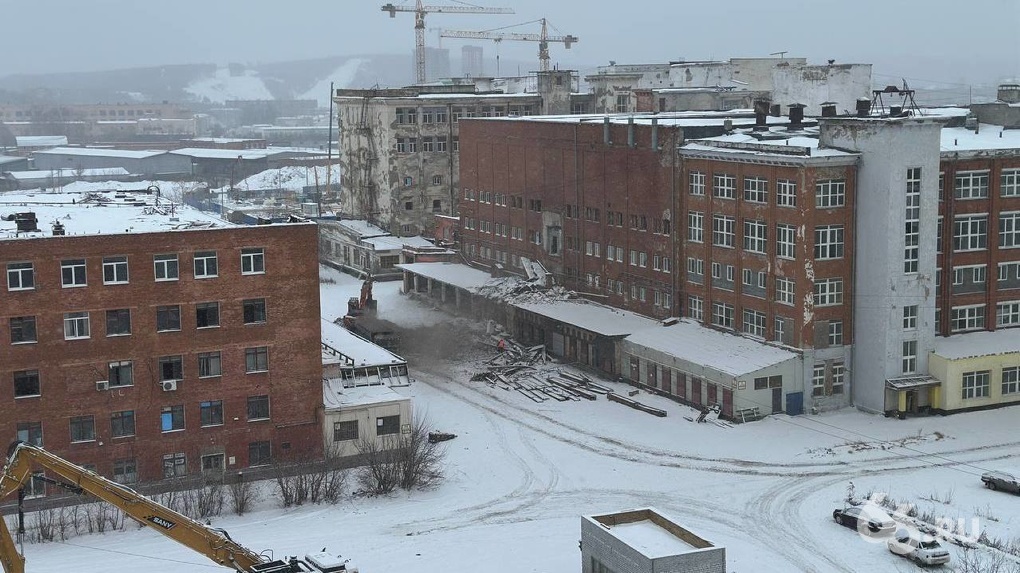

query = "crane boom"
[382, 1, 513, 84]
[0, 443, 340, 573]
[439, 18, 577, 72]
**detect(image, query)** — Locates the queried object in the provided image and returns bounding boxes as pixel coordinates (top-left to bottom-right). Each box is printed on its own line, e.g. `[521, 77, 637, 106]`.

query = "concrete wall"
[580, 514, 725, 573]
[930, 352, 1020, 412]
[771, 64, 872, 116]
[323, 397, 412, 457]
[820, 118, 944, 413]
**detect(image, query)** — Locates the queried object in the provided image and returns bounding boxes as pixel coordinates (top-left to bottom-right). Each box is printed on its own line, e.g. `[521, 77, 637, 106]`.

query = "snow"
[323, 378, 406, 409]
[10, 265, 1020, 573]
[299, 59, 367, 107]
[361, 235, 435, 252]
[335, 219, 388, 239]
[15, 135, 67, 147]
[941, 124, 1020, 152]
[212, 165, 342, 193]
[625, 318, 797, 377]
[607, 519, 697, 558]
[320, 318, 403, 367]
[396, 262, 494, 291]
[516, 299, 659, 337]
[933, 329, 1020, 360]
[33, 147, 165, 159]
[183, 67, 274, 104]
[5, 168, 130, 180]
[170, 148, 272, 160]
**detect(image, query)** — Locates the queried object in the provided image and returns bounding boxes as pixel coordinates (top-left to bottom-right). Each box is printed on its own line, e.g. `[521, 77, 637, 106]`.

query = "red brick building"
[1, 205, 322, 486]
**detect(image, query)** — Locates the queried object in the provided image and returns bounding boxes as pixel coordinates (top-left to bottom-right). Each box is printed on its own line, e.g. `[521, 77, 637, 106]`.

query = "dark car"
[832, 506, 896, 537]
[981, 471, 1020, 494]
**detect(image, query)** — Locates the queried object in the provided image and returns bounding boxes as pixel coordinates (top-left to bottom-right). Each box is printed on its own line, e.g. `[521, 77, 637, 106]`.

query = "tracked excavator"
[0, 442, 354, 573]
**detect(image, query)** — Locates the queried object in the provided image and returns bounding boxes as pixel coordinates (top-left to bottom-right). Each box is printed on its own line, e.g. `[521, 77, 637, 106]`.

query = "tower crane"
[381, 1, 514, 84]
[439, 18, 578, 73]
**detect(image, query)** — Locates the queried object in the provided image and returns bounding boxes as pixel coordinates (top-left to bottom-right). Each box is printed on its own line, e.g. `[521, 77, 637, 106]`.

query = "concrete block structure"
[581, 508, 725, 573]
[0, 189, 323, 486]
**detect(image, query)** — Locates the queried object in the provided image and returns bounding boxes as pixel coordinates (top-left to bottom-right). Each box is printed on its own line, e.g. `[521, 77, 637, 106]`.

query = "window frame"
[7, 262, 35, 291]
[10, 316, 37, 344]
[333, 420, 359, 442]
[195, 302, 220, 329]
[245, 347, 269, 373]
[63, 311, 90, 340]
[14, 370, 41, 398]
[61, 259, 87, 288]
[156, 305, 182, 332]
[198, 351, 222, 378]
[102, 256, 129, 285]
[153, 253, 179, 281]
[70, 415, 96, 443]
[241, 247, 265, 275]
[193, 251, 219, 279]
[247, 395, 270, 421]
[243, 298, 267, 325]
[200, 400, 224, 427]
[106, 308, 132, 336]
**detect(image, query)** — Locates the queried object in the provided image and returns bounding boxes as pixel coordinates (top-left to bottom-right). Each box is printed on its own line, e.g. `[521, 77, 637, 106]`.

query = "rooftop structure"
[581, 508, 725, 573]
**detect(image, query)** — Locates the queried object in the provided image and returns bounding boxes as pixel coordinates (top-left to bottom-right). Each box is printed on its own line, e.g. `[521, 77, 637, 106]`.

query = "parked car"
[832, 506, 896, 537]
[981, 471, 1020, 494]
[888, 529, 951, 566]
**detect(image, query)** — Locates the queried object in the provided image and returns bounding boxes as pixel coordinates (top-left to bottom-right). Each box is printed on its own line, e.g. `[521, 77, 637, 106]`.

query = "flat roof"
[362, 235, 434, 251]
[682, 129, 857, 159]
[16, 136, 68, 147]
[336, 219, 388, 238]
[6, 168, 130, 180]
[941, 124, 1020, 153]
[625, 318, 797, 377]
[170, 148, 272, 160]
[480, 110, 793, 128]
[587, 507, 715, 559]
[34, 146, 165, 159]
[321, 318, 405, 367]
[515, 299, 658, 337]
[322, 377, 407, 409]
[933, 329, 1020, 360]
[0, 189, 233, 240]
[395, 262, 495, 291]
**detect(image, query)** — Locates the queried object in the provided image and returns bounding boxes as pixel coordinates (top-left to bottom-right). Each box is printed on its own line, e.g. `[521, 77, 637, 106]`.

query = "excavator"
[0, 442, 354, 573]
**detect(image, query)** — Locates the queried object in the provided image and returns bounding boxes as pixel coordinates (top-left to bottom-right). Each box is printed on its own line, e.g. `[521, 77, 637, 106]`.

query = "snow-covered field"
[13, 268, 1020, 572]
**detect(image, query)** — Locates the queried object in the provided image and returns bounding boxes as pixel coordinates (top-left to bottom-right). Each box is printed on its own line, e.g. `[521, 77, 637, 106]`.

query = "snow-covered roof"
[0, 155, 26, 166]
[682, 130, 857, 160]
[170, 148, 272, 160]
[515, 299, 659, 337]
[6, 168, 130, 180]
[933, 330, 1020, 361]
[322, 377, 408, 409]
[485, 111, 788, 128]
[0, 189, 232, 240]
[337, 219, 389, 238]
[624, 318, 797, 377]
[211, 165, 341, 193]
[320, 318, 405, 367]
[362, 235, 434, 252]
[941, 124, 1020, 154]
[395, 262, 495, 291]
[16, 135, 68, 147]
[33, 147, 165, 159]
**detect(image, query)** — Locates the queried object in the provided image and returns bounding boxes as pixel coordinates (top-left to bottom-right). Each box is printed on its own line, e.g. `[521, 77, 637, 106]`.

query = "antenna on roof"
[769, 51, 787, 59]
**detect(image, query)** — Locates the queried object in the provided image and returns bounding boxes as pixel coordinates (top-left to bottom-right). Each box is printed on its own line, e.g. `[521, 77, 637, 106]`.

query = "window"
[1003, 169, 1020, 197]
[102, 256, 128, 284]
[774, 317, 786, 343]
[113, 459, 138, 484]
[954, 171, 989, 199]
[106, 309, 131, 336]
[241, 248, 265, 275]
[10, 316, 36, 344]
[198, 351, 222, 378]
[63, 312, 90, 339]
[742, 268, 754, 287]
[776, 179, 796, 207]
[903, 305, 918, 329]
[14, 370, 40, 398]
[377, 415, 400, 436]
[814, 225, 844, 259]
[776, 224, 795, 259]
[712, 215, 735, 247]
[432, 174, 444, 185]
[159, 355, 183, 381]
[776, 277, 795, 306]
[243, 298, 267, 324]
[713, 174, 736, 199]
[999, 262, 1020, 284]
[17, 422, 43, 447]
[953, 214, 988, 252]
[951, 305, 985, 332]
[194, 251, 218, 278]
[200, 400, 224, 427]
[247, 395, 270, 420]
[7, 262, 34, 290]
[905, 168, 920, 273]
[1003, 367, 1020, 395]
[196, 302, 220, 328]
[813, 278, 843, 306]
[902, 340, 917, 374]
[689, 171, 705, 195]
[162, 453, 187, 478]
[743, 220, 767, 253]
[996, 301, 1020, 327]
[111, 410, 135, 438]
[743, 177, 767, 203]
[334, 420, 359, 442]
[711, 302, 734, 329]
[1000, 212, 1020, 248]
[160, 405, 185, 432]
[743, 309, 766, 337]
[61, 259, 87, 287]
[688, 296, 703, 320]
[70, 415, 96, 443]
[108, 361, 133, 387]
[812, 365, 825, 397]
[962, 370, 990, 399]
[828, 321, 843, 345]
[815, 179, 846, 208]
[154, 254, 178, 281]
[396, 107, 417, 124]
[688, 211, 704, 242]
[156, 305, 181, 332]
[614, 94, 629, 113]
[202, 454, 225, 473]
[832, 363, 845, 394]
[436, 137, 448, 152]
[249, 441, 272, 466]
[245, 347, 269, 373]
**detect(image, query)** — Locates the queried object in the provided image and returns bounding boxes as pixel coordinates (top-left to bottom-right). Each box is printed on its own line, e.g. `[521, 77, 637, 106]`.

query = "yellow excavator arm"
[0, 443, 349, 573]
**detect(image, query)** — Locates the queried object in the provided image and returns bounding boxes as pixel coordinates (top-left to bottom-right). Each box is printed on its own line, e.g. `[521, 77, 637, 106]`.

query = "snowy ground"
[13, 268, 1020, 572]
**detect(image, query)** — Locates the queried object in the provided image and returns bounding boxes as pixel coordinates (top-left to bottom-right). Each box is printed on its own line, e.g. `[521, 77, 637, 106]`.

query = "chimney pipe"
[821, 103, 837, 118]
[889, 105, 903, 116]
[651, 117, 659, 150]
[769, 103, 781, 117]
[603, 116, 611, 145]
[856, 97, 872, 118]
[753, 99, 769, 131]
[627, 116, 635, 148]
[788, 103, 805, 128]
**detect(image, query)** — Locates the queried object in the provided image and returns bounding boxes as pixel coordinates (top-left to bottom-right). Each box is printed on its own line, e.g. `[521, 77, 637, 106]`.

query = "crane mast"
[382, 1, 514, 84]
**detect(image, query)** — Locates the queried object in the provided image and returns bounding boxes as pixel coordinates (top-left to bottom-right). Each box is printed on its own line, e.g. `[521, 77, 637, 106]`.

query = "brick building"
[1, 191, 323, 487]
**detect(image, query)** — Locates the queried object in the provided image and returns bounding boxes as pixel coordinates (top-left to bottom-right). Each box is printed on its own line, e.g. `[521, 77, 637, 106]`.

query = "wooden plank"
[547, 377, 596, 401]
[607, 392, 667, 417]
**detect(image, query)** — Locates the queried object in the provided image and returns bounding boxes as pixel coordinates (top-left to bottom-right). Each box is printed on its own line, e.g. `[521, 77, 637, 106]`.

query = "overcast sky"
[2, 0, 1017, 87]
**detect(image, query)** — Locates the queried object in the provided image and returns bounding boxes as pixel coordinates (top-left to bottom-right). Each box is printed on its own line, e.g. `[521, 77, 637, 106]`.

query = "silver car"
[981, 471, 1020, 494]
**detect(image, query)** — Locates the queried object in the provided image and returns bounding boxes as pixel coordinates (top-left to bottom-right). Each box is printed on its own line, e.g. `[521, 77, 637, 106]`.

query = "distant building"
[319, 218, 435, 280]
[462, 45, 484, 77]
[425, 47, 451, 83]
[33, 147, 192, 177]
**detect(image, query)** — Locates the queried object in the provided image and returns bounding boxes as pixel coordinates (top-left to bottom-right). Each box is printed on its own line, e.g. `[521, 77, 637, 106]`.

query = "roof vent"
[51, 221, 65, 236]
[820, 102, 837, 117]
[14, 212, 39, 232]
[856, 97, 872, 118]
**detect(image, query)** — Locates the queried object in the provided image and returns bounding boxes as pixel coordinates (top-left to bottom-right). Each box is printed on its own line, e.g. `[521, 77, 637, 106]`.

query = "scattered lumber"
[607, 392, 667, 417]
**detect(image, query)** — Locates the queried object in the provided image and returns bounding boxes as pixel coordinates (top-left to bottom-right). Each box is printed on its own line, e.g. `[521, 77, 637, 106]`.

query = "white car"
[888, 529, 951, 566]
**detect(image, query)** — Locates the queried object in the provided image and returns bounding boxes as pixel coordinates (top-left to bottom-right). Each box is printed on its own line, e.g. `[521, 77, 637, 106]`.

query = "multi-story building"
[457, 100, 1020, 417]
[333, 69, 586, 236]
[0, 189, 323, 487]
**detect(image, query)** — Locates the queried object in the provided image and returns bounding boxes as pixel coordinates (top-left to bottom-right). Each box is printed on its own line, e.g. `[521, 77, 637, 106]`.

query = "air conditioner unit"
[95, 380, 109, 391]
[161, 380, 178, 392]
